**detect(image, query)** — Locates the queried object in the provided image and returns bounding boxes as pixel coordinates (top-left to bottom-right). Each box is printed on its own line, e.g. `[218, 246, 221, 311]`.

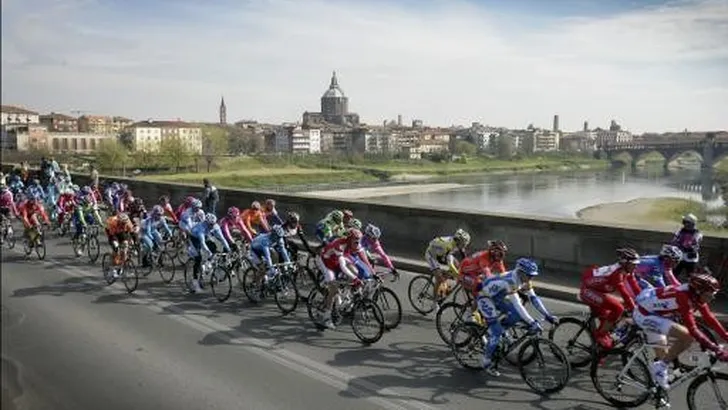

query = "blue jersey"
[141, 216, 171, 239]
[26, 185, 45, 200]
[190, 221, 230, 254]
[477, 269, 552, 324]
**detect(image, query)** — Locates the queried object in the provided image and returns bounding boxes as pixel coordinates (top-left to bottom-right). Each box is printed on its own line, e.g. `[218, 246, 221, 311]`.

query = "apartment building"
[127, 120, 202, 153]
[533, 130, 560, 152]
[1, 105, 40, 125]
[78, 115, 133, 135]
[39, 112, 78, 132]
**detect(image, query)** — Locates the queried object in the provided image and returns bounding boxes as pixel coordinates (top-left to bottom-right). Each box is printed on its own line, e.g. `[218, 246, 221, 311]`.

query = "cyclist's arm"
[504, 291, 537, 325]
[258, 212, 270, 232]
[446, 253, 459, 276]
[697, 302, 728, 342]
[275, 237, 291, 263]
[615, 279, 636, 311]
[523, 287, 556, 322]
[682, 300, 721, 352]
[664, 269, 681, 287]
[211, 225, 231, 252]
[368, 239, 394, 270]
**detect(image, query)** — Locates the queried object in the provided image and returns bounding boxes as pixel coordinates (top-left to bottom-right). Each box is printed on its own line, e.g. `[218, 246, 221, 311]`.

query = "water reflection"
[377, 167, 726, 219]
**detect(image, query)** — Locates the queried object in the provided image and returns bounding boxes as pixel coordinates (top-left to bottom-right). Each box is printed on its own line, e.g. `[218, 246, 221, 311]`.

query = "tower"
[583, 121, 589, 132]
[553, 114, 559, 132]
[219, 96, 227, 125]
[320, 71, 348, 124]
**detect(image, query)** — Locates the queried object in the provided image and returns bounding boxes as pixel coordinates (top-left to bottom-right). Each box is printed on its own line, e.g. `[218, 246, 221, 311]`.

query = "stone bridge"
[601, 133, 728, 168]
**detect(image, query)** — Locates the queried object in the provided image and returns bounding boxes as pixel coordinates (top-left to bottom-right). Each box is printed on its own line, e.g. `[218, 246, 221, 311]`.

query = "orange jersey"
[459, 250, 506, 278]
[241, 208, 269, 234]
[105, 216, 135, 236]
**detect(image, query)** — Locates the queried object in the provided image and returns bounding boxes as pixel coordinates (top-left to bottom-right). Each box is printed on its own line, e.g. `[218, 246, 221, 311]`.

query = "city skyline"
[2, 0, 727, 133]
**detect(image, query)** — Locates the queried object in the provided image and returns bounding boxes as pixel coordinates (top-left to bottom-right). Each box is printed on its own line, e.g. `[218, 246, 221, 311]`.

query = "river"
[371, 166, 726, 219]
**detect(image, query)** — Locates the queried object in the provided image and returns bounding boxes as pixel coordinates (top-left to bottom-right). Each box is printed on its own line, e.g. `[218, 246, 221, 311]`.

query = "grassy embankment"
[142, 155, 610, 188]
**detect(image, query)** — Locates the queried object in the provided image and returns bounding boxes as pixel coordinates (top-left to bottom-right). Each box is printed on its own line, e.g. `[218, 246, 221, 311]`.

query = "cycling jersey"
[581, 263, 640, 307]
[140, 216, 172, 252]
[161, 202, 178, 224]
[250, 231, 290, 275]
[634, 255, 680, 290]
[242, 208, 270, 236]
[0, 189, 18, 216]
[189, 221, 230, 256]
[425, 236, 463, 274]
[671, 228, 702, 263]
[19, 201, 49, 228]
[315, 212, 345, 243]
[317, 237, 365, 282]
[361, 235, 394, 271]
[105, 216, 135, 236]
[265, 208, 284, 227]
[179, 208, 204, 232]
[635, 285, 728, 351]
[459, 250, 507, 292]
[26, 184, 45, 201]
[220, 215, 253, 244]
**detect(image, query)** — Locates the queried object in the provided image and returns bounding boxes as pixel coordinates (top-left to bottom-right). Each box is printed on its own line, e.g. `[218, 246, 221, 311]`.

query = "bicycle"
[138, 240, 177, 284]
[408, 270, 468, 315]
[306, 278, 386, 345]
[590, 330, 727, 409]
[450, 319, 571, 395]
[241, 261, 300, 314]
[183, 252, 235, 303]
[22, 224, 46, 260]
[368, 269, 403, 331]
[0, 212, 16, 249]
[101, 241, 139, 293]
[70, 224, 101, 264]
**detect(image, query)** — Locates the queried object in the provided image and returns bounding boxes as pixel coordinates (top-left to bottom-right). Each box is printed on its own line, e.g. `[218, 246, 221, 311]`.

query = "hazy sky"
[2, 0, 727, 133]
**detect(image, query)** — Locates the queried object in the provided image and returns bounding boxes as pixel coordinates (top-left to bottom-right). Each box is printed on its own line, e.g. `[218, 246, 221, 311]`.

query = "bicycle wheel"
[210, 266, 233, 302]
[372, 286, 402, 331]
[687, 372, 728, 410]
[241, 266, 262, 303]
[101, 253, 117, 285]
[182, 258, 196, 292]
[87, 235, 100, 264]
[517, 337, 571, 395]
[548, 316, 595, 369]
[293, 265, 316, 301]
[35, 236, 46, 260]
[351, 300, 385, 345]
[122, 259, 139, 293]
[436, 302, 468, 345]
[274, 274, 299, 315]
[138, 249, 154, 278]
[5, 225, 15, 249]
[450, 322, 486, 370]
[156, 252, 176, 284]
[306, 287, 328, 329]
[407, 274, 436, 315]
[590, 348, 651, 408]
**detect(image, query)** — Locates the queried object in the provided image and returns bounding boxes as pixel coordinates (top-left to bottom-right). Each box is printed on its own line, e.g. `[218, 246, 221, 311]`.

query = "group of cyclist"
[422, 214, 727, 381]
[2, 167, 727, 390]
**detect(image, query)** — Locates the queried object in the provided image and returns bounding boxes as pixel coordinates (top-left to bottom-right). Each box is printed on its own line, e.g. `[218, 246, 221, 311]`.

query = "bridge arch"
[634, 150, 667, 164]
[666, 150, 704, 166]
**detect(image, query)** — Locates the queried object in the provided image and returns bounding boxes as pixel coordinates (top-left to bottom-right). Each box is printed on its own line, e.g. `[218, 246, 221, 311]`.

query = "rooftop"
[40, 112, 77, 121]
[1, 105, 39, 115]
[130, 120, 197, 128]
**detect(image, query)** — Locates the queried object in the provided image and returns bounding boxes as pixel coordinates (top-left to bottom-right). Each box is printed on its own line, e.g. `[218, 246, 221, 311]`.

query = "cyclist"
[315, 210, 345, 244]
[175, 195, 198, 220]
[634, 274, 728, 389]
[188, 213, 231, 293]
[19, 194, 50, 245]
[56, 186, 77, 228]
[104, 182, 120, 210]
[458, 240, 508, 316]
[249, 224, 291, 302]
[361, 223, 398, 278]
[342, 209, 354, 226]
[241, 201, 270, 238]
[315, 228, 366, 329]
[580, 247, 642, 350]
[345, 217, 363, 232]
[139, 206, 172, 267]
[127, 197, 147, 227]
[475, 258, 558, 375]
[104, 212, 136, 278]
[263, 198, 284, 226]
[159, 196, 179, 224]
[178, 198, 203, 234]
[70, 195, 93, 256]
[0, 182, 19, 219]
[25, 179, 45, 202]
[219, 206, 250, 251]
[634, 244, 683, 290]
[425, 229, 471, 306]
[671, 214, 703, 279]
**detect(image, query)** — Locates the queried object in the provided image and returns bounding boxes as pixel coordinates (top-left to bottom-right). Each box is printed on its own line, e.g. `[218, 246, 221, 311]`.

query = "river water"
[374, 167, 727, 219]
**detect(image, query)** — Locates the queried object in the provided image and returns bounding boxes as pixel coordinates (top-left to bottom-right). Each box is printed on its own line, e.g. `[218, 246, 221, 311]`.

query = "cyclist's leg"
[580, 287, 622, 348]
[477, 296, 502, 368]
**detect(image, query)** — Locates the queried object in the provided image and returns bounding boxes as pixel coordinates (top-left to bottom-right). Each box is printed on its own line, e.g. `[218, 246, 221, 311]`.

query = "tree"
[132, 150, 158, 170]
[97, 139, 129, 173]
[229, 126, 263, 154]
[497, 134, 514, 160]
[160, 137, 193, 173]
[201, 125, 230, 171]
[453, 140, 477, 156]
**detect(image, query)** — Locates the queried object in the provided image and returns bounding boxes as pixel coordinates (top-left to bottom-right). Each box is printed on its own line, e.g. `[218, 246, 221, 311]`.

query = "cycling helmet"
[342, 209, 354, 222]
[346, 228, 363, 247]
[190, 198, 202, 209]
[286, 211, 300, 226]
[111, 182, 120, 190]
[271, 224, 285, 239]
[159, 195, 170, 204]
[488, 240, 508, 253]
[364, 223, 381, 239]
[453, 229, 471, 248]
[227, 206, 240, 218]
[659, 244, 683, 262]
[689, 273, 720, 295]
[251, 201, 261, 211]
[33, 179, 40, 185]
[184, 195, 196, 205]
[151, 205, 164, 217]
[71, 184, 80, 192]
[204, 213, 217, 225]
[682, 213, 698, 227]
[118, 213, 130, 223]
[330, 210, 344, 224]
[616, 247, 640, 264]
[348, 218, 362, 230]
[515, 258, 539, 276]
[264, 199, 276, 209]
[82, 186, 92, 195]
[193, 209, 205, 221]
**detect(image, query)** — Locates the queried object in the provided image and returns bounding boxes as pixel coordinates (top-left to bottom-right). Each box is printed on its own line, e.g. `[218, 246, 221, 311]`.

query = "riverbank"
[304, 183, 464, 199]
[577, 197, 728, 234]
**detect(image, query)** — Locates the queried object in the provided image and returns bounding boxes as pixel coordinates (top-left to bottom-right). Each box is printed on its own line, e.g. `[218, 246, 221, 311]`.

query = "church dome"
[321, 71, 346, 99]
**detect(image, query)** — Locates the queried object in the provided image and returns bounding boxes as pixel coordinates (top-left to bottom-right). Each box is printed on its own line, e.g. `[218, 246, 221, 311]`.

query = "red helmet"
[616, 248, 640, 265]
[184, 195, 196, 205]
[346, 228, 363, 248]
[227, 206, 240, 218]
[689, 274, 720, 295]
[343, 209, 354, 222]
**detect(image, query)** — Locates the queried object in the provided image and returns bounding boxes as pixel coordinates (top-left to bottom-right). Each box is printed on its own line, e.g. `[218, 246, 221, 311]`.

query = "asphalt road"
[0, 233, 713, 410]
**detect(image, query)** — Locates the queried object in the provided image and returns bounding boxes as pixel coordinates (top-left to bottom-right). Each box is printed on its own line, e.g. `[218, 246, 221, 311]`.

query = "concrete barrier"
[63, 173, 727, 278]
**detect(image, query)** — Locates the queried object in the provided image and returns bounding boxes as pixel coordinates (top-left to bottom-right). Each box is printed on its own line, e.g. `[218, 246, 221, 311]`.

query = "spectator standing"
[202, 178, 219, 215]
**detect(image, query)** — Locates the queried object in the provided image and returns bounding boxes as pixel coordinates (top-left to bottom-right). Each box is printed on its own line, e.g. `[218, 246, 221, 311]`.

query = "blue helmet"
[515, 258, 539, 277]
[271, 224, 285, 239]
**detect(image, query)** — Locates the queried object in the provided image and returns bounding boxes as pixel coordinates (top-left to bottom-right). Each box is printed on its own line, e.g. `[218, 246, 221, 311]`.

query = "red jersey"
[20, 201, 49, 228]
[459, 250, 506, 278]
[320, 237, 372, 274]
[636, 284, 728, 350]
[162, 203, 178, 224]
[581, 263, 640, 311]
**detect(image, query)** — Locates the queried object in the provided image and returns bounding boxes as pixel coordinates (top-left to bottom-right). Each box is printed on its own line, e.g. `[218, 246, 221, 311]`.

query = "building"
[15, 125, 50, 151]
[127, 120, 202, 153]
[553, 115, 560, 133]
[78, 115, 133, 135]
[533, 130, 560, 152]
[39, 112, 78, 132]
[1, 105, 40, 126]
[297, 128, 321, 154]
[302, 71, 360, 127]
[47, 132, 113, 153]
[561, 131, 597, 153]
[595, 129, 633, 147]
[219, 97, 227, 125]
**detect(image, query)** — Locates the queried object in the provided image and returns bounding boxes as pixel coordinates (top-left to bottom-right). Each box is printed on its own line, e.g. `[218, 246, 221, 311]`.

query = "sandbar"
[303, 183, 463, 199]
[576, 198, 679, 231]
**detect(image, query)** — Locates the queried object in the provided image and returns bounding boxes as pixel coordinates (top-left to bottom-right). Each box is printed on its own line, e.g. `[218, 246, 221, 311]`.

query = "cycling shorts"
[108, 232, 131, 248]
[633, 309, 672, 344]
[425, 250, 449, 272]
